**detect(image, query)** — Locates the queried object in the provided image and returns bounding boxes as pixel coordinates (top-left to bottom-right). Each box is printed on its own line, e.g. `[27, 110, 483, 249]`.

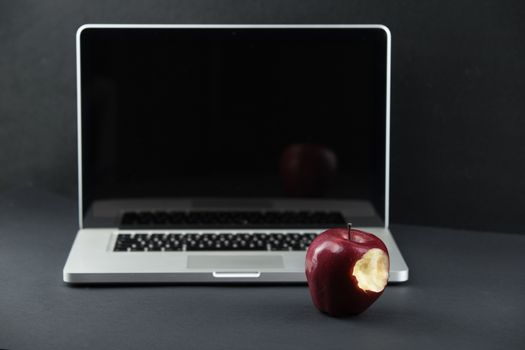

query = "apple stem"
[347, 222, 353, 240]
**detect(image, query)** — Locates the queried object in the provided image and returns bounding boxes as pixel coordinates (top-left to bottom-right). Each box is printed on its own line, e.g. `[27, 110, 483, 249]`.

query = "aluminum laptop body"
[63, 24, 409, 283]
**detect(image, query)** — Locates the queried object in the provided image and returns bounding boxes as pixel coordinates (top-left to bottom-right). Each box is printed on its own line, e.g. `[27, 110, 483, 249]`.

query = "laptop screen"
[79, 27, 388, 226]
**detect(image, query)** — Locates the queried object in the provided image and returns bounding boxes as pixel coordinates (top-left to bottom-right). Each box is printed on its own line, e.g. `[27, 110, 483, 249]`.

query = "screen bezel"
[76, 24, 391, 229]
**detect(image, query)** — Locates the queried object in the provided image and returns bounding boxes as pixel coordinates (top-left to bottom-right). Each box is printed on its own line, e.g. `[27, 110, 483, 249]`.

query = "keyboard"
[120, 210, 347, 228]
[114, 232, 319, 252]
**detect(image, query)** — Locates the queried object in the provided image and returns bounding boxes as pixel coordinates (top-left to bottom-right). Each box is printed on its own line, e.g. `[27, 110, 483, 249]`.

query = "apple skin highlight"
[305, 228, 390, 317]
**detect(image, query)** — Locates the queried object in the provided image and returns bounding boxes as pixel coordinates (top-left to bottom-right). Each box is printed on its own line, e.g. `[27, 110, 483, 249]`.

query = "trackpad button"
[187, 255, 284, 269]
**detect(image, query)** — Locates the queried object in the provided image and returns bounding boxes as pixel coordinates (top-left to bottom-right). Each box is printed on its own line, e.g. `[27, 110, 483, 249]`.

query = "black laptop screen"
[80, 27, 387, 223]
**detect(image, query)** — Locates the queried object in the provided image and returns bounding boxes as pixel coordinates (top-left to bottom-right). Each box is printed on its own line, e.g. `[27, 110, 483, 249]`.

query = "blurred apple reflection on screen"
[280, 144, 338, 197]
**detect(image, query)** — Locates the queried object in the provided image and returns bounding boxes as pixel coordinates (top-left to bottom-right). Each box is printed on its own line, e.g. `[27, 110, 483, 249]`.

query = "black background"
[0, 0, 524, 233]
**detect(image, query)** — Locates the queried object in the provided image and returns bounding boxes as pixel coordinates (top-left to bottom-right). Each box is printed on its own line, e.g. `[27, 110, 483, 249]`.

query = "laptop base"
[63, 227, 408, 284]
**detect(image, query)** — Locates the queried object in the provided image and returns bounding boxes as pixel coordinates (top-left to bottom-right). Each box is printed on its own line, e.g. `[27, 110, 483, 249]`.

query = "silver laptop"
[63, 24, 409, 284]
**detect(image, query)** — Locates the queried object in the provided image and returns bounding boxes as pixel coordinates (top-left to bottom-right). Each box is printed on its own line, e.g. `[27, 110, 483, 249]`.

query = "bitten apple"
[305, 225, 389, 317]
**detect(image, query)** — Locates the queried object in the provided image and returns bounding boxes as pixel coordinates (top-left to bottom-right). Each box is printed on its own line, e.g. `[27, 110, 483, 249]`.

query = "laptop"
[63, 24, 409, 283]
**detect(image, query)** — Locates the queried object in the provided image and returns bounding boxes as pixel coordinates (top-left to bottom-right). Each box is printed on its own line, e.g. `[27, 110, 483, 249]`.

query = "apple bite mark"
[352, 248, 389, 293]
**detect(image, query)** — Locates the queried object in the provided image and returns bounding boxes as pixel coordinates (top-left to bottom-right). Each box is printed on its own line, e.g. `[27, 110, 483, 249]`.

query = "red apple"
[280, 144, 338, 197]
[305, 225, 389, 317]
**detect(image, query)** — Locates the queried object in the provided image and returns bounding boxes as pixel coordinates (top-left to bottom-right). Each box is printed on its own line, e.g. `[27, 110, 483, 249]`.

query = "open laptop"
[63, 24, 409, 283]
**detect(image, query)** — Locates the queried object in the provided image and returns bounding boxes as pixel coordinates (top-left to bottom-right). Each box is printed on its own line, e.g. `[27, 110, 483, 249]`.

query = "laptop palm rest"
[187, 255, 284, 269]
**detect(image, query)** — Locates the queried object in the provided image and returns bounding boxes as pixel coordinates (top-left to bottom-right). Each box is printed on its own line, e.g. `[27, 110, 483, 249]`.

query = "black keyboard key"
[201, 233, 218, 241]
[255, 240, 267, 249]
[146, 244, 161, 252]
[269, 243, 288, 251]
[114, 243, 129, 251]
[184, 233, 200, 242]
[167, 233, 182, 242]
[129, 243, 142, 251]
[253, 233, 268, 241]
[238, 235, 251, 243]
[292, 241, 308, 251]
[218, 233, 233, 241]
[186, 240, 198, 250]
[290, 233, 301, 240]
[236, 233, 250, 240]
[163, 242, 183, 251]
[284, 233, 301, 244]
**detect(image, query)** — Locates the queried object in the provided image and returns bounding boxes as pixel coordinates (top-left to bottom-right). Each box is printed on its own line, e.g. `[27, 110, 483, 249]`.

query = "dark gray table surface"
[1, 187, 524, 350]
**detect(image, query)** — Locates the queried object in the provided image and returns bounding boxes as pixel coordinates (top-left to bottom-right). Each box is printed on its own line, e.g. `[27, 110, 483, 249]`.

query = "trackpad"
[187, 255, 284, 269]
